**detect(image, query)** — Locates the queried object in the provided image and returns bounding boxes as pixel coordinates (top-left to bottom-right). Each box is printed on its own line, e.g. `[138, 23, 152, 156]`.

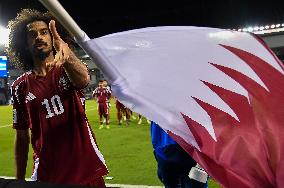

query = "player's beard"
[37, 49, 52, 61]
[34, 46, 53, 61]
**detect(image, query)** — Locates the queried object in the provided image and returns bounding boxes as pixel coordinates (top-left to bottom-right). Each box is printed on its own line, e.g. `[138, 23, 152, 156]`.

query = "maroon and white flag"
[81, 28, 284, 188]
[39, 1, 284, 187]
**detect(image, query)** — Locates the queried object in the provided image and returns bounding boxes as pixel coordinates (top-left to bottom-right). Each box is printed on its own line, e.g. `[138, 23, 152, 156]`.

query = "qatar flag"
[38, 0, 284, 187]
[79, 27, 284, 188]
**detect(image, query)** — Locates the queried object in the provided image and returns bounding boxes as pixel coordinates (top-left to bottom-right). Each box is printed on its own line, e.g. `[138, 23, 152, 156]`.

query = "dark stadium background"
[1, 0, 284, 38]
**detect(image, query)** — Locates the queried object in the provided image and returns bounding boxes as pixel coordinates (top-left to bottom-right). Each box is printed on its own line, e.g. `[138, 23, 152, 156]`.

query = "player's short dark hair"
[7, 8, 75, 71]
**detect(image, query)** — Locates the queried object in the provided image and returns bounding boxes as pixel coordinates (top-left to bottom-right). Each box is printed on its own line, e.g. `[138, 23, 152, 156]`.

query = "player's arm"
[63, 52, 90, 89]
[48, 20, 90, 89]
[11, 81, 30, 180]
[93, 95, 98, 101]
[107, 89, 112, 99]
[93, 90, 97, 101]
[15, 129, 30, 180]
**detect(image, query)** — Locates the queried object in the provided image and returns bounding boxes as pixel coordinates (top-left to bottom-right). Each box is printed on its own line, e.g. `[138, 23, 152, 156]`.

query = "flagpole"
[38, 0, 122, 83]
[38, 0, 88, 42]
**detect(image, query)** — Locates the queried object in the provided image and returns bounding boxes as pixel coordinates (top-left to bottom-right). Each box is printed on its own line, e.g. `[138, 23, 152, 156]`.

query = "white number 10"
[42, 95, 64, 118]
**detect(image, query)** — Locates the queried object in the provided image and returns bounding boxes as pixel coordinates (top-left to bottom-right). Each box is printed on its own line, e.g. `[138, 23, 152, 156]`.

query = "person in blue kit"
[151, 121, 208, 188]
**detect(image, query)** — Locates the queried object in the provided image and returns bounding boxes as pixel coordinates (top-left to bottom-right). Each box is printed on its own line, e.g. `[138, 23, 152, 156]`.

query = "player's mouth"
[34, 42, 47, 50]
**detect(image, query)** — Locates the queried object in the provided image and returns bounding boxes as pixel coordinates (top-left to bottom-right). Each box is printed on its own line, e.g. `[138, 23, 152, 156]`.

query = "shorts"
[98, 103, 109, 116]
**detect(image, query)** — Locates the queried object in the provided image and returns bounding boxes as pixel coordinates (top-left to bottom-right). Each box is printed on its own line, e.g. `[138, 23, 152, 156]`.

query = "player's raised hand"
[47, 20, 71, 68]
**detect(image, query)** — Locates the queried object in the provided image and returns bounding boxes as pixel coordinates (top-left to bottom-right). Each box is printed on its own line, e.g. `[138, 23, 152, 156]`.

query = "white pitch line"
[0, 176, 163, 188]
[0, 124, 11, 128]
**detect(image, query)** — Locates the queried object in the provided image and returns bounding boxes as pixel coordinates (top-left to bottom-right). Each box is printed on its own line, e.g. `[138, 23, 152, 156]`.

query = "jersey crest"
[59, 76, 70, 90]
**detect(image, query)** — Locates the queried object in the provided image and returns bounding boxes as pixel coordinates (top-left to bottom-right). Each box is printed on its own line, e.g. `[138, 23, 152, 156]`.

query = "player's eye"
[28, 32, 37, 38]
[41, 29, 49, 35]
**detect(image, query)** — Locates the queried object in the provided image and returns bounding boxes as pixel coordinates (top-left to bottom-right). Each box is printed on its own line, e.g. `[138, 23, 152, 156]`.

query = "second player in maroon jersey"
[93, 80, 111, 129]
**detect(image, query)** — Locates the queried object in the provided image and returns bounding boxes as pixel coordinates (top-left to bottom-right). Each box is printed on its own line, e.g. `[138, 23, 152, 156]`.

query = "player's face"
[26, 21, 53, 60]
[99, 82, 103, 87]
[103, 81, 107, 87]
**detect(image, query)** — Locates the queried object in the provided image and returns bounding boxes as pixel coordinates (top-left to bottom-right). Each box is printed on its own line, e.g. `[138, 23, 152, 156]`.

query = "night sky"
[1, 0, 284, 38]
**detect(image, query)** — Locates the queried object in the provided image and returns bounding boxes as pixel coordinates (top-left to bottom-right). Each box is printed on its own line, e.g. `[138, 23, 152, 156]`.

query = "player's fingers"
[45, 62, 51, 68]
[62, 45, 70, 61]
[54, 52, 61, 62]
[46, 61, 55, 68]
[53, 51, 63, 65]
[55, 61, 63, 68]
[49, 20, 62, 41]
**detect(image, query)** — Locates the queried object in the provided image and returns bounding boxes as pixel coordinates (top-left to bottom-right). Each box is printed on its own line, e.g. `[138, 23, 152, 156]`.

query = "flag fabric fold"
[79, 26, 284, 188]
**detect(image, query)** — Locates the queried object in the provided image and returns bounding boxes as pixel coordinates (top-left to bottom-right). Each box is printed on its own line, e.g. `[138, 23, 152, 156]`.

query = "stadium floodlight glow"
[243, 28, 248, 32]
[276, 24, 281, 28]
[209, 31, 236, 39]
[254, 27, 284, 35]
[238, 29, 242, 31]
[259, 26, 264, 30]
[247, 27, 253, 32]
[270, 24, 276, 28]
[253, 26, 259, 31]
[0, 26, 10, 45]
[282, 23, 284, 27]
[265, 25, 270, 29]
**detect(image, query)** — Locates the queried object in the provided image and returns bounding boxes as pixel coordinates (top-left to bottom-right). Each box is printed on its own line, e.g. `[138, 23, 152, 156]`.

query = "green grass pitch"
[0, 99, 220, 187]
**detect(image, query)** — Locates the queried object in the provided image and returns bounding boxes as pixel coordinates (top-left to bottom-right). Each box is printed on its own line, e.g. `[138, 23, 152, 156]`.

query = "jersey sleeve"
[92, 88, 97, 98]
[11, 81, 30, 130]
[106, 88, 112, 98]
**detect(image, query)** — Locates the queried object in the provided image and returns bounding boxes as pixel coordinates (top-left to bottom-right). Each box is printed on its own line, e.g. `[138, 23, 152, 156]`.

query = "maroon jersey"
[116, 100, 125, 109]
[11, 67, 107, 185]
[92, 87, 111, 103]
